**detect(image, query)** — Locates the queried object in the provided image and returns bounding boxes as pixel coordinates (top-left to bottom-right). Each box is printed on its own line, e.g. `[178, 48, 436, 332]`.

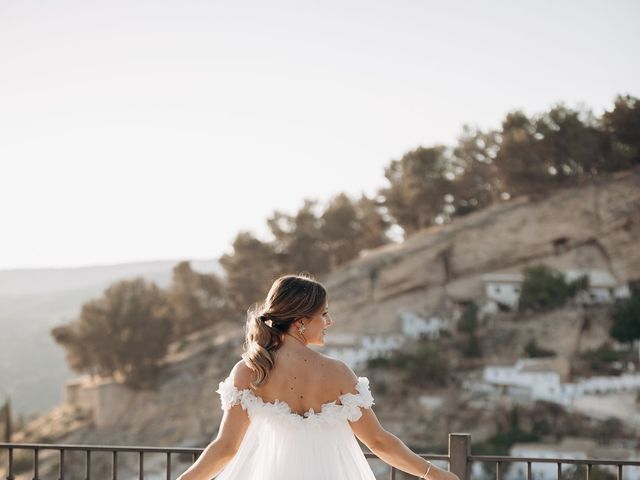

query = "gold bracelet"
[420, 461, 432, 479]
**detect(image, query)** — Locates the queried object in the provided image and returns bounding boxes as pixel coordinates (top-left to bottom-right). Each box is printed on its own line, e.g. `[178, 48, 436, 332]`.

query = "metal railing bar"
[0, 443, 200, 454]
[468, 455, 638, 466]
[362, 452, 449, 461]
[58, 448, 64, 480]
[33, 447, 39, 480]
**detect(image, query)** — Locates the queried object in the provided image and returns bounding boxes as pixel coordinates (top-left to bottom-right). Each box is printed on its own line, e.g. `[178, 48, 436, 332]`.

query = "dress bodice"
[216, 375, 375, 428]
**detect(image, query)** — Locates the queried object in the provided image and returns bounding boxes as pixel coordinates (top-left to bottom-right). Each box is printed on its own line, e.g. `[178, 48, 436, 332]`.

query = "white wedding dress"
[213, 374, 378, 479]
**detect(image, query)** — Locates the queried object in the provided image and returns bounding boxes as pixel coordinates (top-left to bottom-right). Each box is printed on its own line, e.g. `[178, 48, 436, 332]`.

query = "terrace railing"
[1, 433, 638, 479]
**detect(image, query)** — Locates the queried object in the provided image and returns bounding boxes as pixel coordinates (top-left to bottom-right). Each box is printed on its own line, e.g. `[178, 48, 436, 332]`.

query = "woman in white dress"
[177, 273, 460, 480]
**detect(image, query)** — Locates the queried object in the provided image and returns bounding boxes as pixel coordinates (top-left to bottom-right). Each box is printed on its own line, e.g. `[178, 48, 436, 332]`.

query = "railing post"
[449, 433, 471, 480]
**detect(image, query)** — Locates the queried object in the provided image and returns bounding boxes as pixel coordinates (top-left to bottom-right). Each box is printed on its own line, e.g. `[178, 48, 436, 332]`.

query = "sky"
[1, 0, 638, 270]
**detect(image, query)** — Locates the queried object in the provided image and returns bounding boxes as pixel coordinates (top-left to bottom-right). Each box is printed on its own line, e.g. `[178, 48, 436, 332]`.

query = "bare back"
[245, 345, 346, 416]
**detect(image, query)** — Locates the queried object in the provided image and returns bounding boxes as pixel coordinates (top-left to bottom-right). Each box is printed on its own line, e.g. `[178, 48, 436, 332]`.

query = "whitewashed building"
[482, 359, 640, 407]
[482, 273, 523, 309]
[566, 268, 631, 304]
[322, 333, 407, 369]
[482, 268, 631, 312]
[399, 310, 448, 339]
[362, 334, 406, 357]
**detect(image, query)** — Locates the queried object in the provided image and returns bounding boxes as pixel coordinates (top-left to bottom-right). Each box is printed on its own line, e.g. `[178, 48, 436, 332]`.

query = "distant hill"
[0, 258, 221, 416]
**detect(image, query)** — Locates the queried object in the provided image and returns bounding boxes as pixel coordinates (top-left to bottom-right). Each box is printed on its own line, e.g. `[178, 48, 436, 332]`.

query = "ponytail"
[241, 307, 287, 388]
[241, 273, 327, 389]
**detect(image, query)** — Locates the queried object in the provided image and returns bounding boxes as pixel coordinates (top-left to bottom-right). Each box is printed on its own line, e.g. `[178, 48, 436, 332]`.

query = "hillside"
[324, 168, 639, 335]
[6, 168, 640, 479]
[0, 258, 221, 416]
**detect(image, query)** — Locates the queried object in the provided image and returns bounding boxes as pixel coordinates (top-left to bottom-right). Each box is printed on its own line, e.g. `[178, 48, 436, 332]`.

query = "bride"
[177, 273, 460, 480]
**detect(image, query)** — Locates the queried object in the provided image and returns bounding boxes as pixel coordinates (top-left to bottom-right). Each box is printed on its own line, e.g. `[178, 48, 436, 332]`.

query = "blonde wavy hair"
[241, 273, 327, 388]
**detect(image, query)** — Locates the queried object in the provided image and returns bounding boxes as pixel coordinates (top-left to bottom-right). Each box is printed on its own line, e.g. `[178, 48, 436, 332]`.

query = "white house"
[399, 310, 448, 339]
[566, 268, 631, 304]
[362, 334, 406, 357]
[322, 333, 406, 369]
[482, 273, 523, 309]
[483, 359, 569, 405]
[482, 358, 640, 407]
[482, 268, 631, 312]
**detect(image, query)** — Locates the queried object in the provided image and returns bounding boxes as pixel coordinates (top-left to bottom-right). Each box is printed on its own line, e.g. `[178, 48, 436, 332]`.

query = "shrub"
[610, 291, 640, 344]
[392, 340, 451, 387]
[524, 338, 556, 358]
[518, 265, 589, 312]
[462, 334, 483, 358]
[458, 302, 479, 333]
[580, 342, 629, 374]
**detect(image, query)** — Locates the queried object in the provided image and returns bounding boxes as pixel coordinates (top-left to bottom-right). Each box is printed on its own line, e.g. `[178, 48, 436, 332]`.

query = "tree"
[219, 231, 283, 312]
[353, 193, 392, 251]
[457, 302, 479, 333]
[493, 111, 548, 197]
[266, 199, 330, 275]
[320, 193, 362, 269]
[451, 125, 503, 215]
[168, 261, 231, 339]
[535, 104, 626, 180]
[51, 278, 173, 388]
[602, 94, 640, 165]
[319, 192, 392, 269]
[518, 265, 589, 313]
[379, 146, 455, 235]
[610, 291, 640, 344]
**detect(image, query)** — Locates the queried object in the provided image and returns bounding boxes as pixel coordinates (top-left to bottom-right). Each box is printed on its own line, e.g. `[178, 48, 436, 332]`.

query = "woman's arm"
[335, 361, 459, 480]
[177, 361, 252, 480]
[177, 401, 250, 479]
[350, 408, 458, 480]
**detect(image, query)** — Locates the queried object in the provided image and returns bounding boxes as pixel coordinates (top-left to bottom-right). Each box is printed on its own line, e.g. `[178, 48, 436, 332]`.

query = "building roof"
[482, 273, 523, 283]
[517, 357, 570, 381]
[565, 269, 618, 288]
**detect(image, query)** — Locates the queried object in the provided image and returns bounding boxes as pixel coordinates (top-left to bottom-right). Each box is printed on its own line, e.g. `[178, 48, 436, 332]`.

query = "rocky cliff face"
[325, 168, 640, 335]
[7, 168, 639, 479]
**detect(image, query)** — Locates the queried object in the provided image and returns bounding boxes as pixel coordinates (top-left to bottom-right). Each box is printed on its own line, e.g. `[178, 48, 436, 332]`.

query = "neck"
[284, 332, 308, 347]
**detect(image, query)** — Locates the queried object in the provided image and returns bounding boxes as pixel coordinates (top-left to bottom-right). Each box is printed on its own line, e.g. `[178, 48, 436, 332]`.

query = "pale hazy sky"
[1, 0, 638, 270]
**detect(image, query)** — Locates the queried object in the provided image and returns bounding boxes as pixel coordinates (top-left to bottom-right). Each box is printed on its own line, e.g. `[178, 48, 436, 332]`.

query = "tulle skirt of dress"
[213, 374, 379, 480]
[214, 418, 377, 480]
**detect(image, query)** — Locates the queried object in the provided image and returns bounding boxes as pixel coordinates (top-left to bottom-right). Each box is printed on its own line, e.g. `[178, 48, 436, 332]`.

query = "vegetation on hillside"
[51, 278, 173, 388]
[518, 265, 590, 313]
[610, 290, 640, 344]
[50, 94, 640, 386]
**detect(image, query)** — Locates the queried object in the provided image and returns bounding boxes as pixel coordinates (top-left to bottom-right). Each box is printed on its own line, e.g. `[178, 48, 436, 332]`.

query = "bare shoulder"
[229, 359, 255, 390]
[324, 357, 360, 395]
